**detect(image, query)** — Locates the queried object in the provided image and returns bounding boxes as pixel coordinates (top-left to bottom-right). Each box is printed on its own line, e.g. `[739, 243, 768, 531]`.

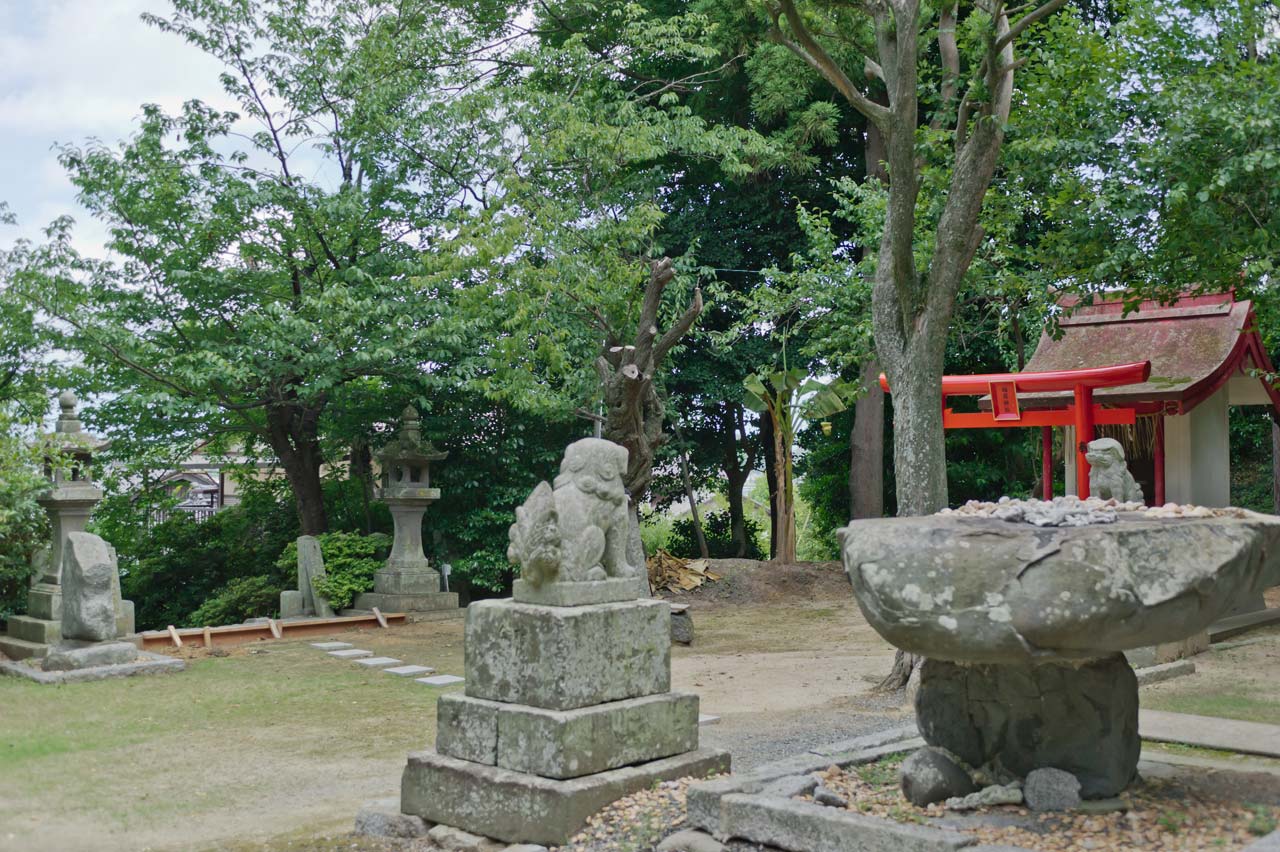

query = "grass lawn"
[0, 619, 465, 852]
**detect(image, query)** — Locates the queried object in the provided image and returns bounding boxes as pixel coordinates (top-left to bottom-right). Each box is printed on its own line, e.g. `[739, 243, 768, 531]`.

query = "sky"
[0, 0, 233, 256]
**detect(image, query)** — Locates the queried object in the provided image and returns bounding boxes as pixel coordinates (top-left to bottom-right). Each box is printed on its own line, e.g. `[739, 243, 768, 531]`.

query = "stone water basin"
[838, 502, 1280, 665]
[838, 499, 1280, 799]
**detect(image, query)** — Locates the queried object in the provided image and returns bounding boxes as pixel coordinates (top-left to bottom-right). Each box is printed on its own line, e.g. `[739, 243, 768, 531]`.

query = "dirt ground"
[1, 562, 1277, 852]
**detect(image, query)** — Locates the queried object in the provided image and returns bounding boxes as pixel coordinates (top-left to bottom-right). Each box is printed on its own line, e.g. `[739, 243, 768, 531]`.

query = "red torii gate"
[880, 361, 1152, 500]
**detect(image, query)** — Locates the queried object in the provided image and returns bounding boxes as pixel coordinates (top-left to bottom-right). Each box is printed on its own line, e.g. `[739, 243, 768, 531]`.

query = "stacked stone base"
[398, 593, 729, 845]
[0, 583, 133, 660]
[402, 747, 729, 846]
[915, 654, 1139, 798]
[352, 569, 458, 613]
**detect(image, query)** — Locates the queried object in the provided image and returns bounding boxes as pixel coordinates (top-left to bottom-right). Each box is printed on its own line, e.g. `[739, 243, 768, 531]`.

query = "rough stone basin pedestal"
[839, 499, 1280, 798]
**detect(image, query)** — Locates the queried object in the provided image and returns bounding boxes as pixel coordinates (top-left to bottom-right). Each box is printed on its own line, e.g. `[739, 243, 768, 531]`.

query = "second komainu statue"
[507, 437, 641, 586]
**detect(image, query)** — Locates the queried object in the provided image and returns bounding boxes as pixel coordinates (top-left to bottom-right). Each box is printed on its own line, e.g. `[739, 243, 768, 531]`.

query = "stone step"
[1140, 709, 1280, 759]
[354, 656, 403, 668]
[327, 648, 372, 659]
[416, 674, 464, 686]
[310, 641, 353, 650]
[0, 634, 49, 661]
[383, 665, 435, 677]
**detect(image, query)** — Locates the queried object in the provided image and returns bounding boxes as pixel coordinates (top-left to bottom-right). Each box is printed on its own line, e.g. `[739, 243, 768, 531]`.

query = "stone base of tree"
[401, 747, 729, 846]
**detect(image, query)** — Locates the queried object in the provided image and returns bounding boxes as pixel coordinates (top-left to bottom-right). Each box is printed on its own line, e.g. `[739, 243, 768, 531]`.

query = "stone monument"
[838, 497, 1280, 802]
[43, 532, 140, 670]
[397, 438, 730, 845]
[0, 392, 133, 660]
[279, 535, 336, 619]
[348, 406, 457, 616]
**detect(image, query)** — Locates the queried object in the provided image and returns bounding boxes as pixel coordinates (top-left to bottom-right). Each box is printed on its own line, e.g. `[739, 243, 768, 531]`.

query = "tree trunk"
[674, 423, 709, 558]
[760, 414, 779, 559]
[1272, 420, 1280, 515]
[265, 401, 329, 536]
[593, 258, 703, 571]
[850, 360, 885, 519]
[771, 420, 798, 564]
[722, 403, 757, 557]
[350, 439, 374, 534]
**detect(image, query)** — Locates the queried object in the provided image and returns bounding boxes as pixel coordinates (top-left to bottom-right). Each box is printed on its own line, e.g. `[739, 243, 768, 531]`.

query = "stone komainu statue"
[1087, 437, 1144, 504]
[507, 438, 638, 586]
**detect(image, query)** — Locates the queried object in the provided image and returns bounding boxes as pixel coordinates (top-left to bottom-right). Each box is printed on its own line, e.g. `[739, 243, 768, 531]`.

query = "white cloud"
[0, 0, 232, 254]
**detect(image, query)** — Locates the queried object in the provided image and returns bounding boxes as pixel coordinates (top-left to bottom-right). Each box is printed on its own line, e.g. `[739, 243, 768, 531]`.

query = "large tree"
[763, 0, 1068, 514]
[15, 0, 513, 534]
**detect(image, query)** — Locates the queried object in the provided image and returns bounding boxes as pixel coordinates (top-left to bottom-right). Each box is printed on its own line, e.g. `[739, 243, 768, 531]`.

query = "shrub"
[189, 576, 280, 626]
[667, 510, 764, 560]
[275, 530, 391, 611]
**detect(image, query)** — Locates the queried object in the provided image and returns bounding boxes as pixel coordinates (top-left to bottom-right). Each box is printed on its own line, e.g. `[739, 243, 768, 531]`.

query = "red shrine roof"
[1017, 292, 1280, 415]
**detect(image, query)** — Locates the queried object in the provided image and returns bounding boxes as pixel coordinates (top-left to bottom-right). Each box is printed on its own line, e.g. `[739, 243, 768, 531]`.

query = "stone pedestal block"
[8, 615, 60, 644]
[280, 590, 305, 618]
[916, 655, 1138, 798]
[465, 599, 670, 711]
[27, 584, 61, 621]
[117, 599, 134, 637]
[401, 747, 730, 846]
[352, 590, 458, 613]
[437, 691, 700, 779]
[375, 570, 441, 596]
[512, 576, 647, 607]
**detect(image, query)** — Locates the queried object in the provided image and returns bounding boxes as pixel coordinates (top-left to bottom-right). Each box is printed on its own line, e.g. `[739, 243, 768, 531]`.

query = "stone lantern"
[0, 392, 133, 660]
[350, 406, 459, 615]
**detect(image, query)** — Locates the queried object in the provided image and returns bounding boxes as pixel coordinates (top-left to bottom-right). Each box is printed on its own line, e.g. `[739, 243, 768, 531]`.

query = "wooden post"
[372, 607, 388, 629]
[202, 626, 213, 648]
[1041, 426, 1053, 500]
[268, 619, 282, 640]
[167, 625, 183, 648]
[1074, 385, 1094, 498]
[1155, 415, 1166, 507]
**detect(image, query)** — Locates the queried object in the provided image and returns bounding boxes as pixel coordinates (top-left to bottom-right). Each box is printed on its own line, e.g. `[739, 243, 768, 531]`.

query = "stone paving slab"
[328, 649, 373, 659]
[418, 674, 464, 686]
[311, 641, 353, 650]
[1135, 659, 1195, 687]
[720, 793, 971, 852]
[1140, 709, 1280, 759]
[698, 714, 720, 726]
[356, 656, 403, 667]
[383, 665, 435, 677]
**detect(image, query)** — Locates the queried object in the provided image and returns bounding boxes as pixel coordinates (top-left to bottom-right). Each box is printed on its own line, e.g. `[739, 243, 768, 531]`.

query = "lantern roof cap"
[377, 405, 446, 464]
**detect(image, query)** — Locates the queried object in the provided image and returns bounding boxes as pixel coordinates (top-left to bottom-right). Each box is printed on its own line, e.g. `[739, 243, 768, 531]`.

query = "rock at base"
[353, 798, 430, 838]
[900, 746, 976, 807]
[427, 823, 505, 851]
[401, 747, 730, 846]
[43, 640, 137, 671]
[670, 607, 694, 645]
[60, 532, 119, 642]
[656, 828, 725, 852]
[945, 783, 1023, 811]
[279, 590, 305, 619]
[1024, 767, 1082, 812]
[916, 655, 1138, 798]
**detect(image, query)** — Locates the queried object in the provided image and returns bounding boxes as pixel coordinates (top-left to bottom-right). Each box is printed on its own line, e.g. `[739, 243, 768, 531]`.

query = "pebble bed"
[941, 495, 1261, 526]
[806, 757, 1280, 852]
[555, 777, 703, 852]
